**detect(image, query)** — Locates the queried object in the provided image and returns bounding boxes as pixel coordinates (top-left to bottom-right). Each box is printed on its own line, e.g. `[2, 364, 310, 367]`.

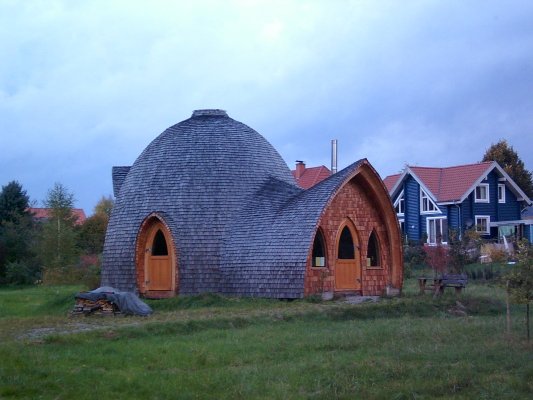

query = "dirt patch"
[18, 320, 142, 341]
[343, 296, 380, 304]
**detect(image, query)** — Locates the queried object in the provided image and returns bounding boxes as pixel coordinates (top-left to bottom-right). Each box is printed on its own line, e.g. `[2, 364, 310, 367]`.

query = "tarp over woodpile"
[74, 287, 153, 316]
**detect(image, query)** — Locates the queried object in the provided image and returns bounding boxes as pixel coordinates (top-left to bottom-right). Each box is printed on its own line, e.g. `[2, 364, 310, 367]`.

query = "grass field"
[0, 279, 532, 399]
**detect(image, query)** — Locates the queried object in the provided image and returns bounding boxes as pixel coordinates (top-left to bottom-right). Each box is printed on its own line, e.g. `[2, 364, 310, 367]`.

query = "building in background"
[384, 161, 532, 244]
[28, 208, 87, 226]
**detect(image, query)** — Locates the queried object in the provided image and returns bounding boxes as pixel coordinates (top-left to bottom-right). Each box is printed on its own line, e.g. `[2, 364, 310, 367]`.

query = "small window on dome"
[152, 229, 168, 256]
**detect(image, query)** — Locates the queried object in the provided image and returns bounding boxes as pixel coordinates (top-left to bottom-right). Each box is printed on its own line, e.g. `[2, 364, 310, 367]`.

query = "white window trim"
[420, 189, 440, 214]
[475, 215, 491, 235]
[394, 190, 405, 216]
[426, 217, 448, 245]
[475, 183, 490, 203]
[498, 184, 506, 203]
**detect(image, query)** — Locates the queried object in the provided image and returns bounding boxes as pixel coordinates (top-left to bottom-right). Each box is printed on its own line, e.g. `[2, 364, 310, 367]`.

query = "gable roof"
[291, 165, 332, 189]
[410, 162, 494, 203]
[28, 207, 87, 225]
[385, 161, 532, 205]
[383, 173, 401, 192]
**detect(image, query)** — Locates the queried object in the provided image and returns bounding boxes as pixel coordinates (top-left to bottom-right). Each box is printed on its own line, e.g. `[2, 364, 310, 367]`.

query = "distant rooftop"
[384, 161, 494, 202]
[291, 161, 332, 189]
[28, 207, 87, 225]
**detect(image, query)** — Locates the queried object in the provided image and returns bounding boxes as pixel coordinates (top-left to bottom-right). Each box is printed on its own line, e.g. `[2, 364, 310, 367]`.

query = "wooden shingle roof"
[102, 110, 298, 295]
[112, 166, 130, 198]
[102, 109, 375, 298]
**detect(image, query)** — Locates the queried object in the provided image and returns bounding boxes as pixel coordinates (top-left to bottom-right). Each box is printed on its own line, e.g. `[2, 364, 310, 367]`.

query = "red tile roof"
[292, 165, 332, 189]
[409, 162, 493, 202]
[383, 173, 401, 192]
[384, 161, 495, 203]
[28, 208, 87, 225]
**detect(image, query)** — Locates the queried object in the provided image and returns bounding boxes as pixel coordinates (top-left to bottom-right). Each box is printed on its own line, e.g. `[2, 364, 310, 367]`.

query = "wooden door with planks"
[335, 223, 361, 291]
[145, 222, 172, 291]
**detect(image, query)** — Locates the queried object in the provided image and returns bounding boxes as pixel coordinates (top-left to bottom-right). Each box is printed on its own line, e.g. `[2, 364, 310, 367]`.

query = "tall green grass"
[2, 313, 532, 399]
[0, 281, 532, 399]
[0, 285, 83, 318]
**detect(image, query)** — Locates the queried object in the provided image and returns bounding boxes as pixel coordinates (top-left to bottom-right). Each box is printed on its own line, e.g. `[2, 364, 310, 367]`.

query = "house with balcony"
[383, 161, 532, 245]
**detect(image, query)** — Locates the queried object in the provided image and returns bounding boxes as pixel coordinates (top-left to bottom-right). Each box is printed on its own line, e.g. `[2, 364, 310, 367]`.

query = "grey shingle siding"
[111, 166, 131, 198]
[101, 109, 364, 298]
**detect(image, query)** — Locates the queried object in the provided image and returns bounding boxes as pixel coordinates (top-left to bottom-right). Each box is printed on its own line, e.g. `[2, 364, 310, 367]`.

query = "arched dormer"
[348, 162, 403, 288]
[305, 160, 403, 296]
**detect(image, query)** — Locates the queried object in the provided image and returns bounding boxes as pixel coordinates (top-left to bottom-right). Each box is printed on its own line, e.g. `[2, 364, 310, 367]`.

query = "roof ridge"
[409, 165, 444, 170]
[410, 161, 493, 170]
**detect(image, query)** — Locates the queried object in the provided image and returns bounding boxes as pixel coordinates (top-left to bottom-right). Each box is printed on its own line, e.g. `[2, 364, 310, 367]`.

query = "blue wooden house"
[383, 161, 532, 244]
[522, 206, 533, 243]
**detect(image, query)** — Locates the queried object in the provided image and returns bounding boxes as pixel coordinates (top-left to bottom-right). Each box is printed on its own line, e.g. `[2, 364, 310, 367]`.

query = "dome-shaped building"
[102, 110, 403, 298]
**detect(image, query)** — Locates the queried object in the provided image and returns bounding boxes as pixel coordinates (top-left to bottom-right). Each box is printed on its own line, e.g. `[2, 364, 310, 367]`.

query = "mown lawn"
[0, 280, 532, 399]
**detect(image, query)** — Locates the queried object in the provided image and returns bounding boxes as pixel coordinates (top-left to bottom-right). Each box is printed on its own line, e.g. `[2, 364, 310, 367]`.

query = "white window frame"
[498, 184, 506, 203]
[475, 183, 489, 203]
[420, 189, 439, 214]
[475, 215, 491, 235]
[426, 217, 448, 245]
[394, 191, 405, 216]
[398, 219, 405, 233]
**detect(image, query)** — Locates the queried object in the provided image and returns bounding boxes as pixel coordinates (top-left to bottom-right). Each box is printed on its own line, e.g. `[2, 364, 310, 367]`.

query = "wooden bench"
[417, 276, 434, 294]
[418, 274, 468, 296]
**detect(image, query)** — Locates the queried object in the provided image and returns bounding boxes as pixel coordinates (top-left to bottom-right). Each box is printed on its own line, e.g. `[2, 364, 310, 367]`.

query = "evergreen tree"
[43, 182, 77, 224]
[0, 181, 37, 283]
[482, 139, 533, 198]
[0, 181, 40, 283]
[0, 181, 30, 224]
[39, 183, 79, 269]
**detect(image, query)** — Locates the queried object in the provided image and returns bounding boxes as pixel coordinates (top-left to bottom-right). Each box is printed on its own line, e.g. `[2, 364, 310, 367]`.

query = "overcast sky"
[1, 0, 532, 214]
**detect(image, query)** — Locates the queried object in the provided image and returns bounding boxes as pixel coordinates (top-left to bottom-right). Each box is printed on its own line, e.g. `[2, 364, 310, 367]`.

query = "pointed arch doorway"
[136, 217, 177, 297]
[335, 221, 362, 291]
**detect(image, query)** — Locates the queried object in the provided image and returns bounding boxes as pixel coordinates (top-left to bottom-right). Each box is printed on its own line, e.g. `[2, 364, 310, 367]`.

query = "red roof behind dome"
[384, 161, 496, 202]
[292, 165, 332, 189]
[28, 208, 87, 225]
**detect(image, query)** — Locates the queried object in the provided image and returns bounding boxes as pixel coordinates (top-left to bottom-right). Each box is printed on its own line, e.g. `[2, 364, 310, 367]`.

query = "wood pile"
[71, 297, 121, 316]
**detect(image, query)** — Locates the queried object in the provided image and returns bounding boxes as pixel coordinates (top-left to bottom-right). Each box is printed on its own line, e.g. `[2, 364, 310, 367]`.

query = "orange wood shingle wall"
[304, 171, 402, 296]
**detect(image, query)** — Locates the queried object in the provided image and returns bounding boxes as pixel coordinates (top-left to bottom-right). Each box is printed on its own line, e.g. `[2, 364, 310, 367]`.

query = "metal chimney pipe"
[331, 139, 338, 174]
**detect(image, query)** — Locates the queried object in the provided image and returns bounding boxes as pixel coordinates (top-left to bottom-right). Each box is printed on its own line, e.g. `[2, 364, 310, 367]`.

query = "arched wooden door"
[144, 221, 173, 291]
[335, 221, 361, 291]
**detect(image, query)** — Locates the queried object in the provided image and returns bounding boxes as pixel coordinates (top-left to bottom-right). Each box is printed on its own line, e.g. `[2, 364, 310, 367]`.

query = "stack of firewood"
[71, 297, 120, 316]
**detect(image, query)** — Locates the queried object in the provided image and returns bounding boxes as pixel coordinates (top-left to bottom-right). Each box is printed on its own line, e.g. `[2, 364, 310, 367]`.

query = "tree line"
[0, 181, 112, 286]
